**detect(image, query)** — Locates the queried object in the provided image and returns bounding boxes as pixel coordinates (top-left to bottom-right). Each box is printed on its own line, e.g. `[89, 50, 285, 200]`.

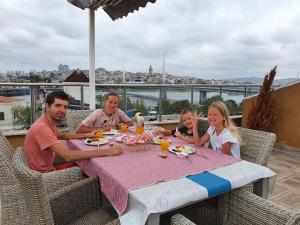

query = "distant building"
[63, 69, 90, 106]
[58, 64, 69, 73]
[0, 96, 27, 130]
[148, 65, 153, 76]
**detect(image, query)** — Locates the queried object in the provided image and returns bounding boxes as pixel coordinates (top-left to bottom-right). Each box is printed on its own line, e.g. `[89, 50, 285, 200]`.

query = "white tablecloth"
[119, 160, 276, 225]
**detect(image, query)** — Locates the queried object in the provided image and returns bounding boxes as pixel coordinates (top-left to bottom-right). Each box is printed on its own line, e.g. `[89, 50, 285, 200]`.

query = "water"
[17, 89, 244, 109]
[127, 90, 244, 108]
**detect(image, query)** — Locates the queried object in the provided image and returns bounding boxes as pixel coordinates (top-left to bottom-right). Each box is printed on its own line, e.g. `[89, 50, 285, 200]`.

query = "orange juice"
[160, 139, 170, 152]
[135, 126, 144, 135]
[96, 130, 103, 139]
[120, 123, 128, 132]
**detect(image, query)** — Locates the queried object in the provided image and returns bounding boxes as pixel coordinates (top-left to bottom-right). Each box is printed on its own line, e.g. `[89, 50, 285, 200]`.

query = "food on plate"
[174, 145, 185, 152]
[85, 138, 109, 145]
[169, 145, 195, 154]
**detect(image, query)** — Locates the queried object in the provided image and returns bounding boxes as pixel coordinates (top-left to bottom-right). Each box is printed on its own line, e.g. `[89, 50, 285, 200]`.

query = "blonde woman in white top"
[192, 101, 241, 158]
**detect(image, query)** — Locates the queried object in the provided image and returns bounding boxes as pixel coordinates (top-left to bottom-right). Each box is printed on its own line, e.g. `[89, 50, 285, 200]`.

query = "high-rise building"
[58, 64, 69, 73]
[148, 65, 153, 76]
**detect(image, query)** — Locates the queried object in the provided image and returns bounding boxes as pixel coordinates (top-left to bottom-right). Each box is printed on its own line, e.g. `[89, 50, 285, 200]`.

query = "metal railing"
[0, 82, 268, 130]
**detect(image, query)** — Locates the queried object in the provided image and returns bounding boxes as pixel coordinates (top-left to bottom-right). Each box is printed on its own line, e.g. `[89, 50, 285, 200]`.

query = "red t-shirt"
[24, 114, 60, 172]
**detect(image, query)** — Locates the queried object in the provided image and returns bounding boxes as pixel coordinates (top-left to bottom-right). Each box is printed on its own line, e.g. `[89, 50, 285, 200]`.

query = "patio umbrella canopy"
[67, 0, 156, 110]
[68, 0, 157, 20]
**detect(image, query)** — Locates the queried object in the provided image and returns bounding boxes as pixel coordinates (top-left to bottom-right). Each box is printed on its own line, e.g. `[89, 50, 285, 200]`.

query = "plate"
[103, 129, 119, 135]
[84, 138, 109, 146]
[152, 137, 172, 145]
[168, 145, 195, 155]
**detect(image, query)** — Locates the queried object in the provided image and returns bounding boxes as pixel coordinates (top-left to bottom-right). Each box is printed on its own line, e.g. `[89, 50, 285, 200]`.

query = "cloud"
[1, 0, 300, 78]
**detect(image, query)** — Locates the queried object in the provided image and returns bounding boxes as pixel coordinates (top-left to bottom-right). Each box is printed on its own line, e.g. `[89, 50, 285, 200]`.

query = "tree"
[156, 99, 192, 115]
[200, 95, 223, 116]
[247, 66, 277, 130]
[11, 105, 31, 129]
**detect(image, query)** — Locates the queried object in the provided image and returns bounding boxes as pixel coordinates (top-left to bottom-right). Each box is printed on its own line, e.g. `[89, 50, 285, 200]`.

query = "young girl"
[172, 108, 195, 144]
[192, 101, 241, 158]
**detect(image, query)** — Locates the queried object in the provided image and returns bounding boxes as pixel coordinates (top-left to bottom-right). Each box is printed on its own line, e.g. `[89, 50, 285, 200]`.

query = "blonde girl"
[192, 101, 241, 158]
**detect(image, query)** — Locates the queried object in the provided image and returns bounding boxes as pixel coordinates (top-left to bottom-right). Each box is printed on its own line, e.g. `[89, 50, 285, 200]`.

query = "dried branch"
[247, 66, 277, 131]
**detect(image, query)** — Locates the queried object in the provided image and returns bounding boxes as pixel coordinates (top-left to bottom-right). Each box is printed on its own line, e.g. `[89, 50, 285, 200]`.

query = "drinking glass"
[135, 126, 144, 135]
[96, 130, 103, 139]
[120, 123, 128, 132]
[160, 139, 169, 158]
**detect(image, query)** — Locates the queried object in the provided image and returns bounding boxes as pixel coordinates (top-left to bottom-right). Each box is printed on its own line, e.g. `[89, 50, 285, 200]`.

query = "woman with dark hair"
[76, 92, 133, 133]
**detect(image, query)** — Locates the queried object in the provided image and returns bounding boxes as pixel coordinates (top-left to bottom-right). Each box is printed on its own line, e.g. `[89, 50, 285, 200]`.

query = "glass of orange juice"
[120, 123, 128, 132]
[96, 130, 103, 139]
[160, 139, 169, 158]
[135, 126, 144, 135]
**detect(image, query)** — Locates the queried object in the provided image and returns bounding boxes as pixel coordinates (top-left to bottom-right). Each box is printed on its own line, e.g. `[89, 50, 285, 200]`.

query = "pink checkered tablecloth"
[67, 135, 239, 215]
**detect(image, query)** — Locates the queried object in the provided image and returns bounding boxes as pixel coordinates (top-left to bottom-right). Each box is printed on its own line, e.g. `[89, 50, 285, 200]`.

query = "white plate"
[168, 145, 195, 155]
[103, 130, 119, 135]
[152, 137, 172, 145]
[84, 138, 109, 146]
[115, 135, 125, 142]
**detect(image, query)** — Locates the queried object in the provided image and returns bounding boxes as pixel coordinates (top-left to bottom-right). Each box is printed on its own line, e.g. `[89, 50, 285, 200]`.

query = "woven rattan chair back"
[66, 110, 93, 132]
[237, 127, 276, 166]
[0, 133, 30, 225]
[12, 149, 55, 225]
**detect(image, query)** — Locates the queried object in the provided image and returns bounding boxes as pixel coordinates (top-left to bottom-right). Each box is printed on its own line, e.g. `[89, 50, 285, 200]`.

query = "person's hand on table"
[160, 129, 171, 136]
[103, 126, 115, 131]
[86, 129, 101, 139]
[103, 144, 122, 156]
[174, 130, 183, 138]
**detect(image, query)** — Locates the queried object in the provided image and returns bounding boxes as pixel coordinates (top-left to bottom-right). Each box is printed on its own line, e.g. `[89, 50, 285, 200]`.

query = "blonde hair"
[209, 101, 241, 143]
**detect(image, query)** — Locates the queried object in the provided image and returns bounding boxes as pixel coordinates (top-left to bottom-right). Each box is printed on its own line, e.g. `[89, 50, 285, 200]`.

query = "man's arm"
[49, 143, 122, 162]
[75, 123, 98, 133]
[58, 129, 97, 140]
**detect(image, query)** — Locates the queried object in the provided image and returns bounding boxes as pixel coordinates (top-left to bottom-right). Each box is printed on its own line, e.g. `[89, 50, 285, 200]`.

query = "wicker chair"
[171, 189, 300, 225]
[0, 132, 82, 194]
[66, 110, 93, 132]
[0, 134, 29, 225]
[10, 149, 120, 225]
[237, 127, 276, 166]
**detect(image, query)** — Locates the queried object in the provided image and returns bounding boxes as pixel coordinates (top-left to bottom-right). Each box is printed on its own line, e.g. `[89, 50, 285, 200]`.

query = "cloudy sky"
[1, 0, 300, 79]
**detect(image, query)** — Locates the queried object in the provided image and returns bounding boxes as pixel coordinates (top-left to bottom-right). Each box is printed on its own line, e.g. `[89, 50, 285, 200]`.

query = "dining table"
[67, 132, 276, 225]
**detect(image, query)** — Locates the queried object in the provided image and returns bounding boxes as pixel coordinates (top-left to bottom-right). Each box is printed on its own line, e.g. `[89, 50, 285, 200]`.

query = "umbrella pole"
[89, 8, 96, 110]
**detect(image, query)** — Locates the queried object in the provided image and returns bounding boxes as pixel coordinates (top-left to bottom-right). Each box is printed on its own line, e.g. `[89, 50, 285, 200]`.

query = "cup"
[120, 123, 128, 132]
[96, 130, 103, 139]
[135, 126, 144, 135]
[160, 139, 169, 158]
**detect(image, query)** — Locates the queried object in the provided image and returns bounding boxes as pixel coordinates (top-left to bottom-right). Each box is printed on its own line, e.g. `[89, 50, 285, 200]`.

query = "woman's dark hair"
[104, 92, 119, 101]
[45, 91, 69, 106]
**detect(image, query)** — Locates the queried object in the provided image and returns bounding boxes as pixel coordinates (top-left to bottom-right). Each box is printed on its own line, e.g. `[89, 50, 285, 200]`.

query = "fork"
[186, 154, 192, 163]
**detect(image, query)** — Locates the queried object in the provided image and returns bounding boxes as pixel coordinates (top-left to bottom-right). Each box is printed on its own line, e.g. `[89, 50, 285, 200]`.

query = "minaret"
[122, 65, 125, 83]
[162, 52, 167, 99]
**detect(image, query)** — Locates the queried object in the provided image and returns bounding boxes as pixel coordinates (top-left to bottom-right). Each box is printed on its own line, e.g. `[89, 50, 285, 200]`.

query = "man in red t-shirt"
[24, 91, 122, 173]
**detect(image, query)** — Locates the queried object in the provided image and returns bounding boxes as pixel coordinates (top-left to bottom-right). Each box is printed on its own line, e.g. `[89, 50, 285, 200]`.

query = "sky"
[1, 0, 300, 79]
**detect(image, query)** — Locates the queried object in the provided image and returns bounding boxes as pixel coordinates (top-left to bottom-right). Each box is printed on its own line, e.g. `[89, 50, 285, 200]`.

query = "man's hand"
[103, 126, 114, 131]
[103, 144, 122, 156]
